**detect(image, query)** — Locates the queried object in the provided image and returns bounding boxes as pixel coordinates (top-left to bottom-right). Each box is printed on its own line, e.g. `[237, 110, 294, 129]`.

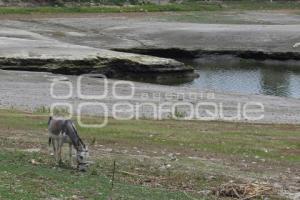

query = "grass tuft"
[0, 1, 299, 15]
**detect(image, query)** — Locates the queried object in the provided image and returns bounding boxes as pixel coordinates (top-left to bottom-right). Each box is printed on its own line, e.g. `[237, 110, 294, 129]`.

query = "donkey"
[48, 116, 89, 170]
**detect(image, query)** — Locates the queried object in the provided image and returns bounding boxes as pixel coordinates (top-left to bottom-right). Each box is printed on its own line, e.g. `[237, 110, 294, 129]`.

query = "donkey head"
[76, 146, 89, 171]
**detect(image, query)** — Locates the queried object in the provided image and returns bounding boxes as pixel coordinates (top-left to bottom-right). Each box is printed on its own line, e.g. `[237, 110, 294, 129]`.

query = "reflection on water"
[180, 56, 300, 98]
[118, 72, 197, 85]
[260, 68, 290, 97]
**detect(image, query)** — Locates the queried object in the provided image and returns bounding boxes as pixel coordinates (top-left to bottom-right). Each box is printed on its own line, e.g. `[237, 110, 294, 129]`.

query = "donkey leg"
[55, 140, 61, 165]
[52, 138, 58, 162]
[69, 143, 73, 166]
[57, 139, 63, 165]
[48, 137, 54, 156]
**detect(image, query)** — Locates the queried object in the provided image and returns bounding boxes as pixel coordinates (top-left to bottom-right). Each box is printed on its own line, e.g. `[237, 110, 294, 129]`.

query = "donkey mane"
[63, 120, 86, 151]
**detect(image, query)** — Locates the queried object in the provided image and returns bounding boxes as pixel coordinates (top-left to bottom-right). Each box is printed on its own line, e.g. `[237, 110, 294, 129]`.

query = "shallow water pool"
[180, 56, 300, 98]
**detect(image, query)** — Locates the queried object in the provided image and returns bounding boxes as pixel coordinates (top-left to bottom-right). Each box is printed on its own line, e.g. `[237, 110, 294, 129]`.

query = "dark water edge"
[113, 48, 300, 98]
[111, 55, 300, 98]
[117, 71, 198, 85]
[179, 55, 300, 98]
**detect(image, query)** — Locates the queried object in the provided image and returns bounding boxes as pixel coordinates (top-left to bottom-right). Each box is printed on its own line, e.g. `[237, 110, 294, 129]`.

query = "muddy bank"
[1, 70, 300, 124]
[0, 28, 195, 80]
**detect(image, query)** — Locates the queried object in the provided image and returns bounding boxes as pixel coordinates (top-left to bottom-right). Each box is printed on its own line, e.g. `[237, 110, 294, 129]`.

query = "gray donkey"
[48, 116, 89, 170]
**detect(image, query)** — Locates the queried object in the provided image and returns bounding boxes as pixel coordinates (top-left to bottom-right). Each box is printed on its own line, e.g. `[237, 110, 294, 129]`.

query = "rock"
[159, 163, 171, 170]
[0, 28, 194, 80]
[103, 148, 113, 152]
[30, 159, 40, 165]
[168, 153, 177, 161]
[71, 195, 79, 200]
[198, 190, 211, 196]
[207, 175, 216, 181]
[36, 17, 300, 60]
[293, 43, 300, 48]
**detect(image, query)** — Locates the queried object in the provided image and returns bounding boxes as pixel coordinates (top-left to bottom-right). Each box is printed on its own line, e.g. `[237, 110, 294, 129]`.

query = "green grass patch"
[0, 109, 299, 163]
[0, 150, 193, 199]
[0, 3, 222, 15]
[0, 1, 299, 15]
[0, 109, 297, 199]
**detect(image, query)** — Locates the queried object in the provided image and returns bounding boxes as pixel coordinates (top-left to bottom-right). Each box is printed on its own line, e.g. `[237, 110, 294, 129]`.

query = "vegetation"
[0, 1, 299, 15]
[0, 151, 193, 199]
[0, 108, 298, 199]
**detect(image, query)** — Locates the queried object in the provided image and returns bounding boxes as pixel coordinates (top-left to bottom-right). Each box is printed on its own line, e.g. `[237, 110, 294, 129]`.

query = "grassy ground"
[0, 1, 300, 15]
[158, 10, 300, 24]
[0, 108, 299, 199]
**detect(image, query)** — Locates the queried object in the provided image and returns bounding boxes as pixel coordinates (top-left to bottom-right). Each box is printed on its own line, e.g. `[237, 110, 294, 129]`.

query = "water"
[180, 56, 300, 98]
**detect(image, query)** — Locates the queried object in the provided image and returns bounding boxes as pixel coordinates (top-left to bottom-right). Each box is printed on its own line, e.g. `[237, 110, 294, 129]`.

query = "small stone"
[168, 153, 177, 161]
[30, 159, 40, 165]
[198, 190, 211, 196]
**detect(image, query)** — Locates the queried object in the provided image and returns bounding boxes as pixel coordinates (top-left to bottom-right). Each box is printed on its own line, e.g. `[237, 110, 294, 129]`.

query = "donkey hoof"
[78, 164, 88, 172]
[58, 160, 64, 166]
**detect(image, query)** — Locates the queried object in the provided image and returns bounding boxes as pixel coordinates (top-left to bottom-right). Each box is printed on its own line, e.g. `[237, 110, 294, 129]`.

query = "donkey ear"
[48, 116, 53, 125]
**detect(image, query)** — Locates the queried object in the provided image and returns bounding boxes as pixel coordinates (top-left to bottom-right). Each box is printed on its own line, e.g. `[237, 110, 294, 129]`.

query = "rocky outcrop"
[29, 18, 299, 61]
[0, 28, 195, 80]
